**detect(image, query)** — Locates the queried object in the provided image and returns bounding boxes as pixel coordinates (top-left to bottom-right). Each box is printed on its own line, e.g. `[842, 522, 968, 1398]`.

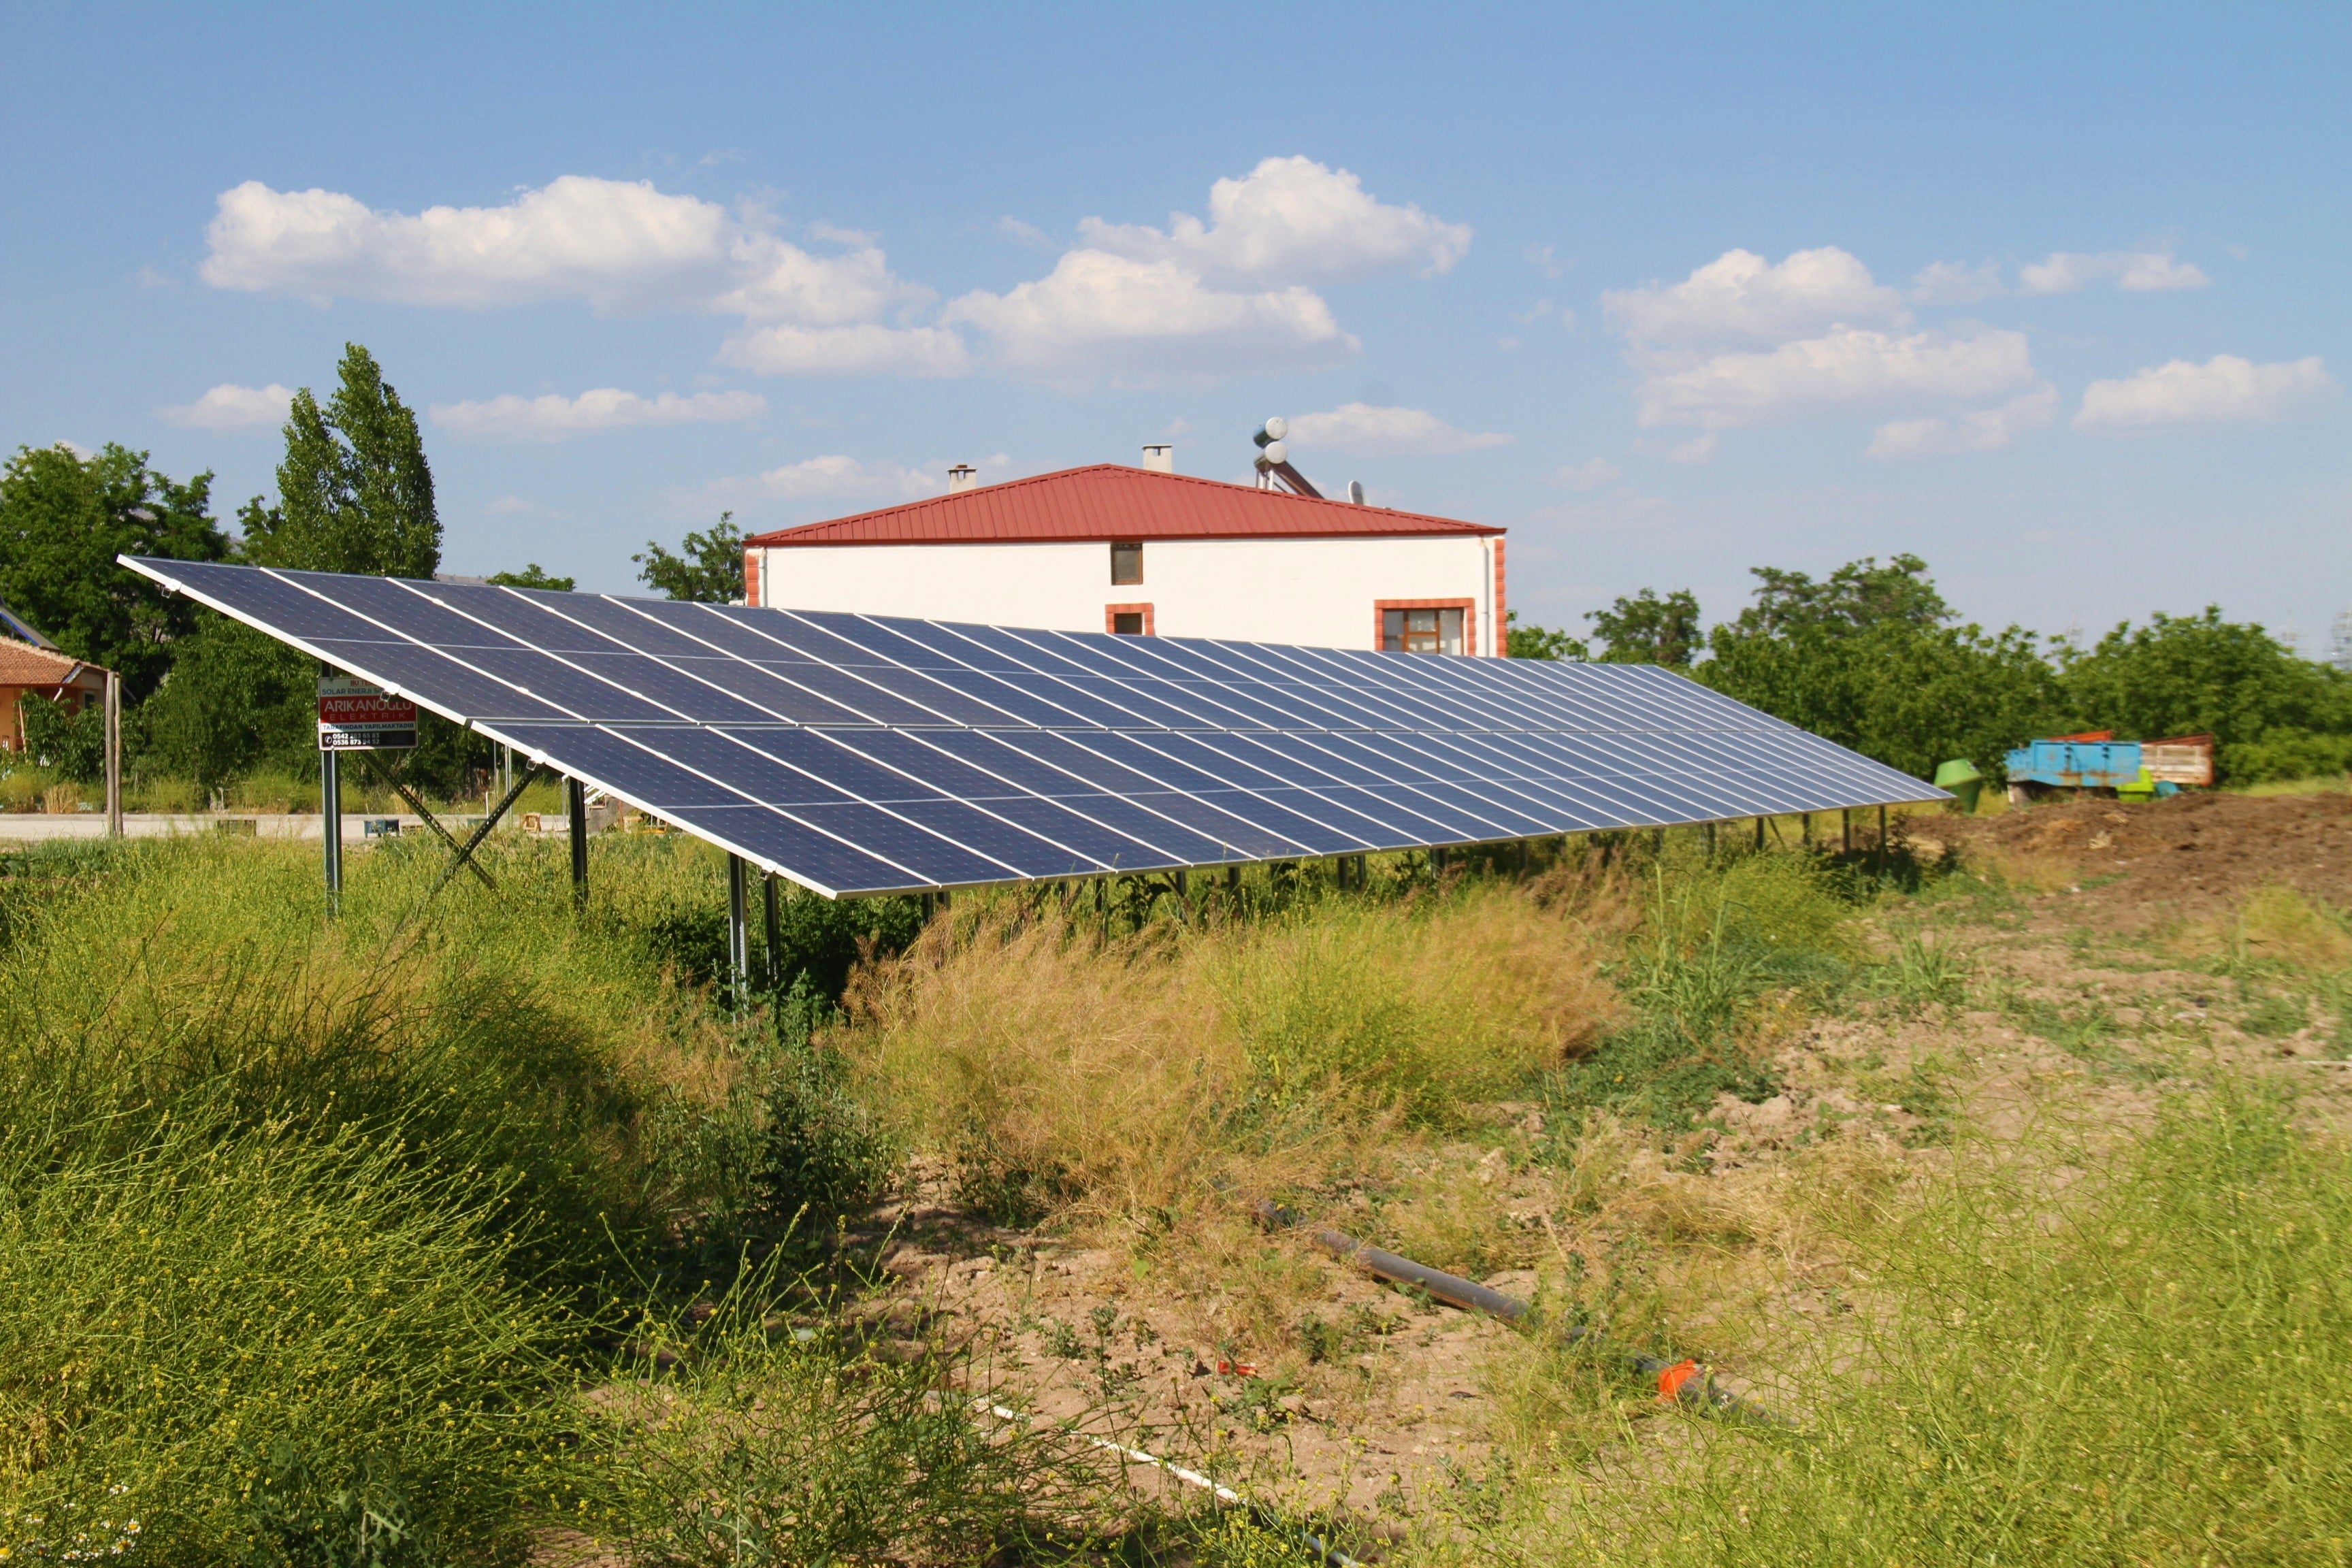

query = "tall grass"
[1480, 1081, 2352, 1567]
[840, 879, 1620, 1225]
[0, 1107, 572, 1563]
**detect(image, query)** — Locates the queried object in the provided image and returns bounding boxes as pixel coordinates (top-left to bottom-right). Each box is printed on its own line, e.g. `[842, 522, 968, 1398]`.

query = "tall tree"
[242, 343, 440, 578]
[1586, 587, 1703, 666]
[0, 442, 231, 699]
[636, 511, 745, 603]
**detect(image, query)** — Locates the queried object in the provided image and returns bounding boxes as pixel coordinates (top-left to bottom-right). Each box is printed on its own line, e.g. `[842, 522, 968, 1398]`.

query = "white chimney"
[1141, 444, 1174, 473]
[947, 463, 978, 493]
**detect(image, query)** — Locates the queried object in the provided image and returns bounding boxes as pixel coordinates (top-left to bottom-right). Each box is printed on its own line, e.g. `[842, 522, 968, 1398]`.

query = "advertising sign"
[317, 674, 418, 751]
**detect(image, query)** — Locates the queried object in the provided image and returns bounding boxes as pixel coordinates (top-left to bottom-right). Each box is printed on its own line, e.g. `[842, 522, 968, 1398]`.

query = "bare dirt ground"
[858, 789, 2352, 1532]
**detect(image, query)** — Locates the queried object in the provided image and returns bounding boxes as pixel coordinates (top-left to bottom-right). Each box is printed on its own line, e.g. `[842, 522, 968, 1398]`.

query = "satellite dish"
[1348, 480, 1366, 505]
[1263, 416, 1288, 442]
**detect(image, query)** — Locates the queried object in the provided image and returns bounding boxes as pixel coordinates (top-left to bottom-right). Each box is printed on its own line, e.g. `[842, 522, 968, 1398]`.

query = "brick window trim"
[1106, 602, 1156, 635]
[1492, 539, 1506, 658]
[1373, 598, 1478, 656]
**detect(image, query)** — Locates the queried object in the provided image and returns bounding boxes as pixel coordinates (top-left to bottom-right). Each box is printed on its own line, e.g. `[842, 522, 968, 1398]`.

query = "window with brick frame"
[1382, 606, 1464, 654]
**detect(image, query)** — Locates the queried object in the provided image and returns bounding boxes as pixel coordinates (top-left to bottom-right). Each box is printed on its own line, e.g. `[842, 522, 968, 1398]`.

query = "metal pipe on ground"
[1255, 1201, 1778, 1422]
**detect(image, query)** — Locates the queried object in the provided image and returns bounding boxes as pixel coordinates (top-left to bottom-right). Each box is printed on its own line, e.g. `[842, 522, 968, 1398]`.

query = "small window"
[1382, 607, 1463, 655]
[1111, 611, 1146, 636]
[1111, 540, 1143, 585]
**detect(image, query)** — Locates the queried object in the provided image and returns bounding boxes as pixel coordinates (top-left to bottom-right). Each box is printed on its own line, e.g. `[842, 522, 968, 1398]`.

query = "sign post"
[318, 674, 419, 915]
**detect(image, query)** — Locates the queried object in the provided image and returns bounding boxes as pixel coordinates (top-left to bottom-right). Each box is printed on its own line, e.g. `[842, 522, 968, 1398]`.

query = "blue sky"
[4, 3, 2346, 649]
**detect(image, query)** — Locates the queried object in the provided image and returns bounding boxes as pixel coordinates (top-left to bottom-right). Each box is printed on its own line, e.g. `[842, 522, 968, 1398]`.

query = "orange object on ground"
[1656, 1358, 1703, 1403]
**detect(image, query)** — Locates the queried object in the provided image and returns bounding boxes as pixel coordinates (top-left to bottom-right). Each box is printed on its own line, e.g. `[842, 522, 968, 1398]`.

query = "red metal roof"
[743, 464, 1503, 549]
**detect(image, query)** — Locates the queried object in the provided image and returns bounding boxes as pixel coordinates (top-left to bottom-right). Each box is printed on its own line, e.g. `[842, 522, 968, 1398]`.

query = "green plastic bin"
[1933, 757, 1985, 815]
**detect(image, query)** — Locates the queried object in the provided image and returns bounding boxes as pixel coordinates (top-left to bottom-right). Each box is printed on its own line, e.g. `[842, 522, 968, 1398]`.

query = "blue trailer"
[2005, 737, 2141, 794]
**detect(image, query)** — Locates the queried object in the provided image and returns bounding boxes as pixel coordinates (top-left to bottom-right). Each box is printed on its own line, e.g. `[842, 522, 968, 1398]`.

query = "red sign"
[318, 675, 418, 751]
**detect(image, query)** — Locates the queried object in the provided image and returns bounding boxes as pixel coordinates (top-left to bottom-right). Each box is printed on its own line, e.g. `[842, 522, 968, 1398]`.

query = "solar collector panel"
[119, 556, 1947, 897]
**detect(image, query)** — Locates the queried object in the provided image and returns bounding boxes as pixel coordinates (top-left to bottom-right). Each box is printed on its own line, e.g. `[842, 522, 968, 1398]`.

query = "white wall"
[754, 534, 1501, 654]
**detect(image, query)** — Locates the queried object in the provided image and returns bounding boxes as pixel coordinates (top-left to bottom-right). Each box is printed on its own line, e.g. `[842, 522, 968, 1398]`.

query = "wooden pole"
[103, 669, 121, 838]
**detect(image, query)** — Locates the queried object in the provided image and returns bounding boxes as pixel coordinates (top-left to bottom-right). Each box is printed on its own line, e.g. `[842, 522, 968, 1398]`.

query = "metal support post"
[1756, 816, 1766, 851]
[1802, 812, 1812, 849]
[566, 777, 589, 910]
[1842, 808, 1852, 855]
[762, 872, 782, 994]
[103, 670, 121, 838]
[321, 748, 342, 915]
[1226, 864, 1241, 893]
[1705, 820, 1716, 858]
[726, 854, 750, 1019]
[1877, 805, 1889, 875]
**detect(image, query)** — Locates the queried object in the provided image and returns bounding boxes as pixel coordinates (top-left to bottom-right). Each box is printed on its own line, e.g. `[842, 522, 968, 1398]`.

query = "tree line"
[5, 342, 2343, 796]
[1509, 555, 2352, 785]
[0, 342, 747, 796]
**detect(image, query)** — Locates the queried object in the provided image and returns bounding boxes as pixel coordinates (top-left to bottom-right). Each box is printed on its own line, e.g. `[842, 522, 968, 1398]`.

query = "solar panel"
[119, 557, 1948, 898]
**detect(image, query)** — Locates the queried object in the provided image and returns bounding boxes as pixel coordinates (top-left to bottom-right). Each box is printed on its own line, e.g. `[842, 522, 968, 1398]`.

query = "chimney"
[947, 463, 978, 493]
[1141, 444, 1174, 473]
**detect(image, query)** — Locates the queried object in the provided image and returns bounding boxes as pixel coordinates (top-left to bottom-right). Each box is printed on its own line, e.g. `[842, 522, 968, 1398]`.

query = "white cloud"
[1867, 383, 2059, 459]
[1605, 247, 1909, 346]
[718, 323, 973, 377]
[1667, 434, 1719, 464]
[156, 382, 295, 430]
[200, 175, 932, 327]
[2019, 250, 2208, 295]
[1076, 156, 1469, 286]
[1912, 259, 2005, 304]
[1285, 403, 1512, 456]
[993, 216, 1055, 252]
[942, 250, 1354, 380]
[714, 452, 1015, 506]
[429, 387, 766, 442]
[1635, 325, 2036, 430]
[1553, 457, 1621, 490]
[2074, 355, 2335, 430]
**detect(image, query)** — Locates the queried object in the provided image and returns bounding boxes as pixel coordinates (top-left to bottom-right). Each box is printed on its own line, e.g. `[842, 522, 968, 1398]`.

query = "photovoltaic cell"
[119, 557, 1948, 898]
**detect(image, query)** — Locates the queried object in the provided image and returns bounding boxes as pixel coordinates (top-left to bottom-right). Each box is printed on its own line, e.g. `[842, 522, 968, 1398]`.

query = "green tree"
[241, 344, 440, 578]
[1586, 587, 1703, 666]
[1697, 555, 2065, 780]
[2059, 608, 2352, 783]
[487, 564, 574, 591]
[1505, 610, 1589, 661]
[636, 512, 744, 603]
[133, 621, 319, 791]
[0, 443, 231, 699]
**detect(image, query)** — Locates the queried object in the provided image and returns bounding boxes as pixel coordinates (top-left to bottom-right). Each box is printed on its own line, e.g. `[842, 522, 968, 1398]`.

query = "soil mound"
[1938, 789, 2352, 928]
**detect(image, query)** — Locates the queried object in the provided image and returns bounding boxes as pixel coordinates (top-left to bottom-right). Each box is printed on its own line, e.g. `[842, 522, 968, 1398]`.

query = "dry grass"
[838, 881, 1622, 1230]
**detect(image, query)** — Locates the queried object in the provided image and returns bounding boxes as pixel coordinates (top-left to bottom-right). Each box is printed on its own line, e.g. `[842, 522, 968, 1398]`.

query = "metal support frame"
[726, 854, 750, 1019]
[103, 670, 121, 838]
[321, 747, 342, 915]
[567, 776, 589, 910]
[1705, 820, 1716, 858]
[762, 872, 783, 994]
[1877, 805, 1889, 875]
[361, 752, 497, 890]
[1842, 808, 1852, 855]
[1756, 816, 1766, 851]
[420, 762, 546, 904]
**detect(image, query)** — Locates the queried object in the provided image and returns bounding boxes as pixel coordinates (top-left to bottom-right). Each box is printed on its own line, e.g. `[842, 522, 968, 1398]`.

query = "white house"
[742, 455, 1510, 657]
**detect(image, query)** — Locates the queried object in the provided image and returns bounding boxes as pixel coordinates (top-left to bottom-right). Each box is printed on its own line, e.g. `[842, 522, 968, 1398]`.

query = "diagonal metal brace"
[359, 753, 495, 890]
[421, 762, 549, 904]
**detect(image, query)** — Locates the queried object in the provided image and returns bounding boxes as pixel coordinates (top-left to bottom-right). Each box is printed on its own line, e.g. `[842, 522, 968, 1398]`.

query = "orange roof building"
[743, 459, 1510, 656]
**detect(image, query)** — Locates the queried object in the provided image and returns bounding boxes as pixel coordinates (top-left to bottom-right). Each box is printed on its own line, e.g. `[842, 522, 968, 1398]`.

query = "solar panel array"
[122, 557, 1944, 898]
